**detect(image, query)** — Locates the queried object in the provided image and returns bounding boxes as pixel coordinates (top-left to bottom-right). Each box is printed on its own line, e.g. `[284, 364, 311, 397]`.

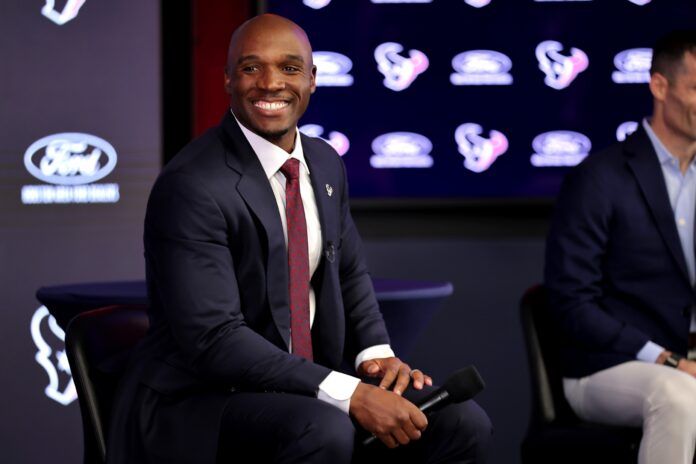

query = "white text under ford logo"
[21, 133, 119, 204]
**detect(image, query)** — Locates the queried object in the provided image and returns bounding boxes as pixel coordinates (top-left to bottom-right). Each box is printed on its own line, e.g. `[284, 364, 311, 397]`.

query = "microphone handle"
[362, 389, 451, 446]
[418, 390, 450, 414]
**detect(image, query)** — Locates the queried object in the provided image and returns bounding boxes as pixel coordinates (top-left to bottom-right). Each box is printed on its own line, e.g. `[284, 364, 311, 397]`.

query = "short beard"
[257, 127, 290, 142]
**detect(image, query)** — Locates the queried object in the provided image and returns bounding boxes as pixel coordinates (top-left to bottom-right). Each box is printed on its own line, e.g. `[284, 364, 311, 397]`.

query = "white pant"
[564, 361, 696, 464]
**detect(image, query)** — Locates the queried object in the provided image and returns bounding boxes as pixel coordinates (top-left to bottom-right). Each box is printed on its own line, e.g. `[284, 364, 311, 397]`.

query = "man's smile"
[253, 100, 290, 112]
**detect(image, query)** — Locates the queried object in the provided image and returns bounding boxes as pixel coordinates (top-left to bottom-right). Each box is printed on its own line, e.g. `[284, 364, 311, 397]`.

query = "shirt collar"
[642, 117, 684, 168]
[231, 110, 310, 179]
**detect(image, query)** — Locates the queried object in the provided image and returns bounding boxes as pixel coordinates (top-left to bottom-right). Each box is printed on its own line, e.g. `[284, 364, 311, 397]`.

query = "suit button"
[683, 306, 693, 318]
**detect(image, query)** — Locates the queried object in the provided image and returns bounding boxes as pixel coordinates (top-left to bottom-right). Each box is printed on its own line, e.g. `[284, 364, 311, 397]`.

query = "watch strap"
[663, 353, 684, 368]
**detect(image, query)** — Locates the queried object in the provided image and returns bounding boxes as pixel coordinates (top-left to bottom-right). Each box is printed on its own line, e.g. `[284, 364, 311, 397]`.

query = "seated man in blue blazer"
[545, 30, 696, 464]
[107, 13, 491, 464]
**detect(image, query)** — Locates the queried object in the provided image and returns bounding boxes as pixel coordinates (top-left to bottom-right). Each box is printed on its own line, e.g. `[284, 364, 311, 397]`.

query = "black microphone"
[362, 366, 485, 446]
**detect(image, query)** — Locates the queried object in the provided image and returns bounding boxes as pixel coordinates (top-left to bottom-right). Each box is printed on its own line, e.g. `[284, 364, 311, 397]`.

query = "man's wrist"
[657, 350, 684, 368]
[317, 371, 361, 414]
[656, 350, 669, 364]
[637, 340, 665, 363]
[354, 344, 395, 371]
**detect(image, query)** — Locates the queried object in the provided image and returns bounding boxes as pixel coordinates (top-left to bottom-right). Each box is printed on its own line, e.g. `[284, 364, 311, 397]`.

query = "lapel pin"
[326, 184, 333, 197]
[325, 242, 336, 263]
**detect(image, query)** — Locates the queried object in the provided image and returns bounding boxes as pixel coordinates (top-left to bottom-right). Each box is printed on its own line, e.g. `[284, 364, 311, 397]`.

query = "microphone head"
[443, 366, 485, 403]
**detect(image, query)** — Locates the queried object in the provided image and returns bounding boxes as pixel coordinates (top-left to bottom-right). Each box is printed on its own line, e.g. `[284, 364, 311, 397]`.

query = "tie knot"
[280, 158, 301, 181]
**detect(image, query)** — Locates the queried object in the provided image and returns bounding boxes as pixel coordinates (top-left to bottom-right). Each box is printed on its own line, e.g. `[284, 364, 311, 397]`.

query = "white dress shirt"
[636, 119, 696, 363]
[234, 113, 394, 413]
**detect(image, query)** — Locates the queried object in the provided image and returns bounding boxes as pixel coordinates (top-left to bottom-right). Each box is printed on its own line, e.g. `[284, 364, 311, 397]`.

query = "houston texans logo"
[41, 0, 87, 26]
[374, 42, 429, 92]
[30, 306, 77, 405]
[536, 40, 589, 90]
[455, 123, 509, 173]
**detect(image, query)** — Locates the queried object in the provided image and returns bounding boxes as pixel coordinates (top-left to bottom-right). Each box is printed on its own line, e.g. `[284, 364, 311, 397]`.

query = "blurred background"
[1, 1, 694, 462]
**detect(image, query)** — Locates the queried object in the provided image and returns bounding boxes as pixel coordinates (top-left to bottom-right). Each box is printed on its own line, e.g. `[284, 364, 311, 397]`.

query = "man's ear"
[310, 65, 317, 94]
[224, 68, 232, 95]
[649, 72, 668, 102]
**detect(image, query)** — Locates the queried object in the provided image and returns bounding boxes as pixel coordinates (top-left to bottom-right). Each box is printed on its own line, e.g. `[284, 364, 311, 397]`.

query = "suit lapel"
[302, 135, 339, 255]
[625, 127, 691, 283]
[303, 135, 342, 367]
[220, 114, 291, 349]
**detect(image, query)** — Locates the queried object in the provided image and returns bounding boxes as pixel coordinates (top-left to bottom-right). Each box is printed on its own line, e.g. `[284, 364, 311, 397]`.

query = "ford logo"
[533, 131, 591, 156]
[303, 0, 332, 9]
[24, 133, 117, 185]
[313, 51, 354, 87]
[452, 50, 511, 74]
[464, 0, 491, 6]
[372, 132, 432, 157]
[614, 48, 652, 73]
[531, 130, 591, 167]
[370, 132, 433, 168]
[314, 51, 353, 75]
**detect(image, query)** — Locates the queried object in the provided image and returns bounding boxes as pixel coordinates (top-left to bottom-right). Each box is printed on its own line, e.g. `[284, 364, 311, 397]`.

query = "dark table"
[37, 278, 452, 357]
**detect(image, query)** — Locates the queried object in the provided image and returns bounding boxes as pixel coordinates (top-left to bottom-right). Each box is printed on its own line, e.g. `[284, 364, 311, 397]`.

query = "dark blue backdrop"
[267, 0, 695, 199]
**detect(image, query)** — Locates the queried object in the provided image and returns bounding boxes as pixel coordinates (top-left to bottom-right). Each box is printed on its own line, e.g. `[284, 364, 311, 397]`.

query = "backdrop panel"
[0, 1, 161, 462]
[266, 0, 696, 200]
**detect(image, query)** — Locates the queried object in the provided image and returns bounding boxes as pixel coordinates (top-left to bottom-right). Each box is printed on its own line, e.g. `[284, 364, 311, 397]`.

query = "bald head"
[227, 14, 313, 72]
[223, 14, 317, 152]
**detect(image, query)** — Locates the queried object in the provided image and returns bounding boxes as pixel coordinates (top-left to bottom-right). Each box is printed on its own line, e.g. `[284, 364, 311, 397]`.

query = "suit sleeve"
[145, 171, 331, 395]
[334, 158, 391, 355]
[545, 165, 650, 357]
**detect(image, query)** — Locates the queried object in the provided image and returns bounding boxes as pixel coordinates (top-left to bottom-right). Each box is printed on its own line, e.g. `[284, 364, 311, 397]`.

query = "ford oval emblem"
[24, 133, 117, 185]
[532, 131, 591, 156]
[452, 50, 512, 74]
[372, 132, 432, 156]
[314, 51, 353, 75]
[614, 48, 652, 73]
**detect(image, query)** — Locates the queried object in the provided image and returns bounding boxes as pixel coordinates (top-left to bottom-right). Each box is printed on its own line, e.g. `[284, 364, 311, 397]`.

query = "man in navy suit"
[545, 30, 696, 464]
[108, 14, 491, 464]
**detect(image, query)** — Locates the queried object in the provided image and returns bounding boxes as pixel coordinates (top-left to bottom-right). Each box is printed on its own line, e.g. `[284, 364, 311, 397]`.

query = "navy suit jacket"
[545, 126, 696, 379]
[106, 113, 390, 464]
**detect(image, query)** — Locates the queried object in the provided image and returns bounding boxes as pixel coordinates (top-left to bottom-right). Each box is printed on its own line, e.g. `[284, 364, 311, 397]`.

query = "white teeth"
[254, 101, 288, 110]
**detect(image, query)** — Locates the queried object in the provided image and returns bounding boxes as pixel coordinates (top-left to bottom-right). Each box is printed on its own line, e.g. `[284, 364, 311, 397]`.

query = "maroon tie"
[279, 158, 313, 360]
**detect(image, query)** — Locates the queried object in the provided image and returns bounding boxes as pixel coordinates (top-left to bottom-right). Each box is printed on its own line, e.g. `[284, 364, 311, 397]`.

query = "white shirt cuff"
[636, 341, 665, 363]
[317, 371, 361, 414]
[354, 344, 396, 371]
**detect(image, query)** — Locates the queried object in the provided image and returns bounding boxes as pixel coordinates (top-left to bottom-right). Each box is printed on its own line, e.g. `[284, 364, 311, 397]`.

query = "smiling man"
[225, 17, 313, 152]
[107, 14, 491, 464]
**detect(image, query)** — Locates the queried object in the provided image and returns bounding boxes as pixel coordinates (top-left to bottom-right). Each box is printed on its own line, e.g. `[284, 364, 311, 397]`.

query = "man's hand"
[677, 358, 696, 376]
[357, 357, 433, 395]
[350, 382, 428, 448]
[657, 351, 696, 376]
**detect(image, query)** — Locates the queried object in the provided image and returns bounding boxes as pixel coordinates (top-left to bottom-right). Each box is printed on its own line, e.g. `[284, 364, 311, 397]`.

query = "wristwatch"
[662, 352, 684, 368]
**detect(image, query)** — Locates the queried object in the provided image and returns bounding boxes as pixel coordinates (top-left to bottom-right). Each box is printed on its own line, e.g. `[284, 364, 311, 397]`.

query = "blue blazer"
[106, 113, 390, 464]
[545, 126, 696, 379]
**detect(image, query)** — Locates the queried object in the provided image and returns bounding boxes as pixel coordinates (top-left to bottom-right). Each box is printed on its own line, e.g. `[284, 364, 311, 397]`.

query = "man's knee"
[450, 400, 493, 442]
[430, 400, 493, 461]
[295, 403, 355, 461]
[650, 374, 696, 431]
